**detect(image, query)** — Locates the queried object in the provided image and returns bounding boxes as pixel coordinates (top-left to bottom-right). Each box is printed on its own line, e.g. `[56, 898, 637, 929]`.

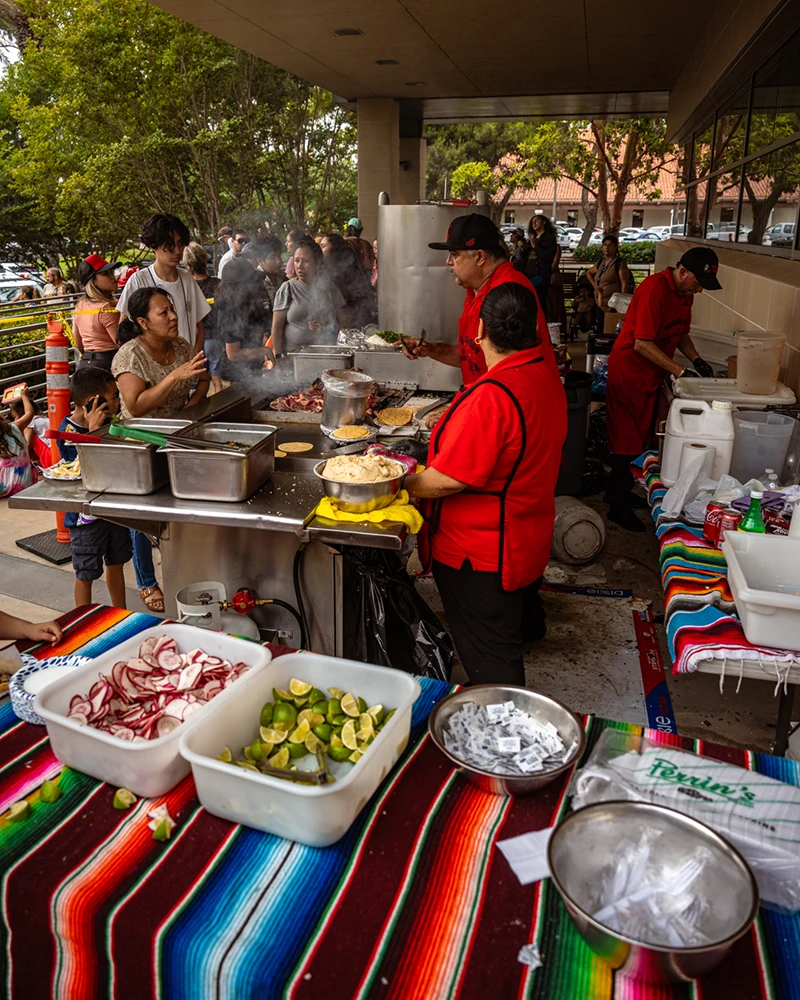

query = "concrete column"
[399, 138, 426, 206]
[357, 98, 400, 242]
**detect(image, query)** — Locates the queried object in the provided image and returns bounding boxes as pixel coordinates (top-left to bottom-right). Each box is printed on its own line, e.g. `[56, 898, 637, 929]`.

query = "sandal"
[140, 586, 165, 613]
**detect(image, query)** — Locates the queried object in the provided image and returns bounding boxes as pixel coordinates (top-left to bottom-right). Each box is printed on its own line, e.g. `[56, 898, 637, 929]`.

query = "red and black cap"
[677, 247, 722, 290]
[429, 213, 504, 251]
[77, 253, 121, 285]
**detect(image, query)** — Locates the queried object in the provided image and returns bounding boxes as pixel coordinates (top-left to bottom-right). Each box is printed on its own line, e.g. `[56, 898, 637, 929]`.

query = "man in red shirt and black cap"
[605, 246, 721, 531]
[401, 213, 551, 384]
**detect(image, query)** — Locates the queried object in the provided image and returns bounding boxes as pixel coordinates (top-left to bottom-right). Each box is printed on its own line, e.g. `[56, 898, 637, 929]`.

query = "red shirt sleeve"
[431, 385, 519, 489]
[632, 278, 668, 343]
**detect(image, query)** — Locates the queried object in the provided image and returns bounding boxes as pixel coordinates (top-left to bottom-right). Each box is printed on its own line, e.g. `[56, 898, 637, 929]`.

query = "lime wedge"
[298, 709, 325, 728]
[341, 719, 359, 751]
[218, 746, 233, 762]
[341, 693, 360, 718]
[367, 705, 385, 725]
[287, 742, 309, 758]
[269, 747, 290, 768]
[305, 732, 327, 754]
[273, 702, 298, 726]
[330, 733, 344, 749]
[348, 749, 363, 764]
[152, 818, 172, 842]
[273, 687, 294, 703]
[113, 788, 137, 810]
[328, 686, 345, 700]
[250, 740, 264, 761]
[313, 723, 333, 741]
[8, 801, 30, 822]
[289, 678, 313, 697]
[289, 720, 311, 744]
[260, 727, 288, 744]
[259, 702, 274, 727]
[40, 779, 62, 804]
[308, 688, 326, 706]
[327, 745, 351, 763]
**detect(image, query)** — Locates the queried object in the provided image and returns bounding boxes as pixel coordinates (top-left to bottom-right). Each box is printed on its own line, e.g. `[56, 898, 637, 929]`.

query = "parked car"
[555, 225, 571, 251]
[646, 226, 674, 239]
[0, 278, 46, 304]
[587, 231, 605, 246]
[0, 262, 44, 282]
[706, 222, 751, 241]
[619, 228, 647, 239]
[763, 222, 795, 247]
[636, 231, 664, 241]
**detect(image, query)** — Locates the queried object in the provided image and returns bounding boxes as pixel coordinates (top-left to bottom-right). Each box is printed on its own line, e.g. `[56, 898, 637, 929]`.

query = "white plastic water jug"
[661, 399, 735, 486]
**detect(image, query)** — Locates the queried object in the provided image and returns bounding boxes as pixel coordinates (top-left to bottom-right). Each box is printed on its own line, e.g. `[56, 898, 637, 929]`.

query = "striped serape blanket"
[642, 455, 800, 678]
[3, 604, 800, 999]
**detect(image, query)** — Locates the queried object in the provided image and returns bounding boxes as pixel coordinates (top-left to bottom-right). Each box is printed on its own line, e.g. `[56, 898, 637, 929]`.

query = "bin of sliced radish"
[35, 624, 271, 797]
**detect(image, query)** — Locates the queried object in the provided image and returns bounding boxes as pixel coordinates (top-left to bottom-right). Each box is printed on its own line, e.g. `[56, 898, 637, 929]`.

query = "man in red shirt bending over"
[605, 247, 720, 532]
[400, 214, 551, 385]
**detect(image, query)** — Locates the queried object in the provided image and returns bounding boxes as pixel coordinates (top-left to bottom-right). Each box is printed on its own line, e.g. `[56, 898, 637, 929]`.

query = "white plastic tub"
[721, 532, 800, 651]
[179, 652, 421, 846]
[34, 624, 272, 797]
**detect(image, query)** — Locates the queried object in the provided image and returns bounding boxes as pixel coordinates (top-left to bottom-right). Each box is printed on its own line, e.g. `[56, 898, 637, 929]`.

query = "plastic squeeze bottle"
[738, 489, 766, 533]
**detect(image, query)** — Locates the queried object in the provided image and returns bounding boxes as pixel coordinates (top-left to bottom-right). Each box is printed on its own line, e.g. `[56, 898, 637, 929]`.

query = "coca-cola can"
[717, 509, 742, 545]
[702, 501, 726, 546]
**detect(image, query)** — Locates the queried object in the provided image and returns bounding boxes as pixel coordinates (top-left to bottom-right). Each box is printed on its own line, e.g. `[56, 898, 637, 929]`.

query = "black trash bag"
[587, 405, 610, 462]
[343, 547, 452, 681]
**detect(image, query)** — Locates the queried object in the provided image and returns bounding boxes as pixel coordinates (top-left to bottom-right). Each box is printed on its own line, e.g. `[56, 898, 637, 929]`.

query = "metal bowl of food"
[427, 685, 585, 795]
[313, 456, 405, 513]
[548, 801, 759, 983]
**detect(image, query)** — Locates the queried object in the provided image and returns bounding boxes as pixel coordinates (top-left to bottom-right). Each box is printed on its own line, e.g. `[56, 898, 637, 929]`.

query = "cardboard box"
[603, 312, 623, 334]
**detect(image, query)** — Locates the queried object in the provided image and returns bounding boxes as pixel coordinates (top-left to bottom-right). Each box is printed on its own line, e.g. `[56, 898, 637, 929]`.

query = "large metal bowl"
[313, 458, 405, 513]
[548, 801, 759, 984]
[427, 685, 585, 795]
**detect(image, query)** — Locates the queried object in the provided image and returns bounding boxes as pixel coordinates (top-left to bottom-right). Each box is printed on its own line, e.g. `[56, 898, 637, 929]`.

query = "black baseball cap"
[677, 247, 722, 290]
[429, 214, 503, 251]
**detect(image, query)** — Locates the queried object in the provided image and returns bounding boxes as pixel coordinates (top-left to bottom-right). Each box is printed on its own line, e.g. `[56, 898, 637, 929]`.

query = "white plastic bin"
[34, 624, 272, 797]
[721, 532, 800, 651]
[179, 652, 421, 846]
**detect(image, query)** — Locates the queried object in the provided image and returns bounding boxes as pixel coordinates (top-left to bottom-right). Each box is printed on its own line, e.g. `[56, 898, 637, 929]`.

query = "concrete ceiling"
[148, 0, 720, 122]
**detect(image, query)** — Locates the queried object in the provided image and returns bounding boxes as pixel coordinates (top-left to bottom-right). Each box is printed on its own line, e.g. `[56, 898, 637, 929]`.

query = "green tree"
[518, 120, 676, 240]
[0, 0, 356, 271]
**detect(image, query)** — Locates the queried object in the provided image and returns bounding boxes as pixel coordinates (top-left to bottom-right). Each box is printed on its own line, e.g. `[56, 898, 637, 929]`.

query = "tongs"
[108, 423, 244, 454]
[252, 747, 333, 785]
[398, 327, 426, 354]
[44, 429, 103, 444]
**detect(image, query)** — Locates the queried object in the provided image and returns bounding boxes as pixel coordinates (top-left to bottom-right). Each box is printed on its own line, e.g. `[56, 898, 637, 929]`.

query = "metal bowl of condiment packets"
[548, 801, 759, 983]
[427, 685, 585, 796]
[313, 458, 405, 513]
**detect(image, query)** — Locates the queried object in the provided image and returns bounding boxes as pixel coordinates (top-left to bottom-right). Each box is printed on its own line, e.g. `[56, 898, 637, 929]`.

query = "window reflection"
[686, 180, 708, 238]
[713, 87, 749, 171]
[740, 142, 800, 245]
[706, 168, 742, 242]
[692, 121, 715, 180]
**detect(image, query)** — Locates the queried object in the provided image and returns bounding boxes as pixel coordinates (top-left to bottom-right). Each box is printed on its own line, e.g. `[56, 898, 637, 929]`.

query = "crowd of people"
[1, 210, 381, 615]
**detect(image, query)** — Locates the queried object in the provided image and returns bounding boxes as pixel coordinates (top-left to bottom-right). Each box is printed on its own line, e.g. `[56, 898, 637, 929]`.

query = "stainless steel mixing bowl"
[427, 685, 585, 795]
[547, 801, 759, 983]
[313, 459, 405, 513]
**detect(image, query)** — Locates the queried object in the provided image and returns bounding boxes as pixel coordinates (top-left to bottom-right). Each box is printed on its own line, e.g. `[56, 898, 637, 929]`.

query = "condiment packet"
[497, 736, 521, 754]
[497, 827, 553, 885]
[485, 701, 515, 724]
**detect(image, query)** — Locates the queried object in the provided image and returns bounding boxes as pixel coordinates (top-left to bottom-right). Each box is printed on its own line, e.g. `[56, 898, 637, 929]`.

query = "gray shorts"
[69, 519, 132, 581]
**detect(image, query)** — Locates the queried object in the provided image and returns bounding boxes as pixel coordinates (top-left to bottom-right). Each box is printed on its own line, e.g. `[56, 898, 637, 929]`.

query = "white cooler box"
[721, 532, 800, 652]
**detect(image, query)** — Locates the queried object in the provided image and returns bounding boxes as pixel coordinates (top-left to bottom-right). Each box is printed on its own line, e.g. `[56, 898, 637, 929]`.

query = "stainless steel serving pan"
[76, 419, 192, 495]
[162, 422, 278, 502]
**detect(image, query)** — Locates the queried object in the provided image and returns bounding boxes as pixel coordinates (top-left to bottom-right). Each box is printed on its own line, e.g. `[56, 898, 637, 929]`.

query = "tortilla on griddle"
[280, 441, 314, 453]
[332, 425, 370, 439]
[376, 406, 413, 427]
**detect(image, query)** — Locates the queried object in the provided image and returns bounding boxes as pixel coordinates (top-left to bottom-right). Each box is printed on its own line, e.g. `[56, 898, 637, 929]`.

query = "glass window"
[739, 141, 800, 245]
[706, 167, 741, 240]
[686, 180, 709, 238]
[692, 121, 715, 181]
[750, 52, 782, 153]
[713, 85, 749, 171]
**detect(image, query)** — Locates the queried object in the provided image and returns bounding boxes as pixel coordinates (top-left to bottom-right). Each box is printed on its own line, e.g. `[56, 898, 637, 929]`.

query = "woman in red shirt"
[405, 283, 567, 686]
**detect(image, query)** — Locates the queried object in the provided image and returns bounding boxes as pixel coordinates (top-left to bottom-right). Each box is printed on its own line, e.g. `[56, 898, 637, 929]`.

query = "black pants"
[607, 453, 638, 505]
[77, 350, 117, 371]
[433, 560, 544, 687]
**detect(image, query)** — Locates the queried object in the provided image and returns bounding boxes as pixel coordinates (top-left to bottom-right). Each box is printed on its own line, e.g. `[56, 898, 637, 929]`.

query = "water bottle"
[760, 468, 782, 490]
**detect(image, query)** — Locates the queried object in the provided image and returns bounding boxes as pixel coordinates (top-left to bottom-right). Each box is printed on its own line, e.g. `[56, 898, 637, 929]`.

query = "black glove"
[692, 356, 714, 378]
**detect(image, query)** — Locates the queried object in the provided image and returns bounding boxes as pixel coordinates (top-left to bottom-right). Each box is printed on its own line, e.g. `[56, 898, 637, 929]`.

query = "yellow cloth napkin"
[313, 489, 424, 533]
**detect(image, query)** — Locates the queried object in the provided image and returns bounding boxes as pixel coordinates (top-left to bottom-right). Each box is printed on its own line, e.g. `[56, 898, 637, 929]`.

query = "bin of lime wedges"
[179, 653, 420, 846]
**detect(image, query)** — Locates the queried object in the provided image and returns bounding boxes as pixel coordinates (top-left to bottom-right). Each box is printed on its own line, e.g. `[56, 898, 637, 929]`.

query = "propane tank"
[175, 581, 261, 639]
[45, 314, 72, 543]
[551, 496, 607, 565]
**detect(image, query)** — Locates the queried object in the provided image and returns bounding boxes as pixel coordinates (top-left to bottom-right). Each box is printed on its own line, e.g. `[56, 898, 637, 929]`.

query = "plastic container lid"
[711, 399, 732, 410]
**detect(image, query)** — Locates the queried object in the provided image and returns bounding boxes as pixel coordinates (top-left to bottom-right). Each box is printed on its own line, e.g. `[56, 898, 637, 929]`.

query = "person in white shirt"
[217, 229, 249, 276]
[117, 214, 209, 353]
[42, 268, 67, 298]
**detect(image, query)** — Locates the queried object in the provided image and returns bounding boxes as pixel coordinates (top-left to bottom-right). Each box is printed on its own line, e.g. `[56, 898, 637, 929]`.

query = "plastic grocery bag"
[569, 728, 800, 911]
[343, 547, 452, 681]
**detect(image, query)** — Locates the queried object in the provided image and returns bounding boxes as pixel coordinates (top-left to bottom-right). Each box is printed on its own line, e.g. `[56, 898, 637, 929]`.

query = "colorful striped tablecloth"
[3, 604, 800, 999]
[642, 455, 800, 677]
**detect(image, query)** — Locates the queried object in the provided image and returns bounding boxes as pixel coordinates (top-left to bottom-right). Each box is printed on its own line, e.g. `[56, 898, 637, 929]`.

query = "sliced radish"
[157, 649, 182, 671]
[156, 717, 181, 738]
